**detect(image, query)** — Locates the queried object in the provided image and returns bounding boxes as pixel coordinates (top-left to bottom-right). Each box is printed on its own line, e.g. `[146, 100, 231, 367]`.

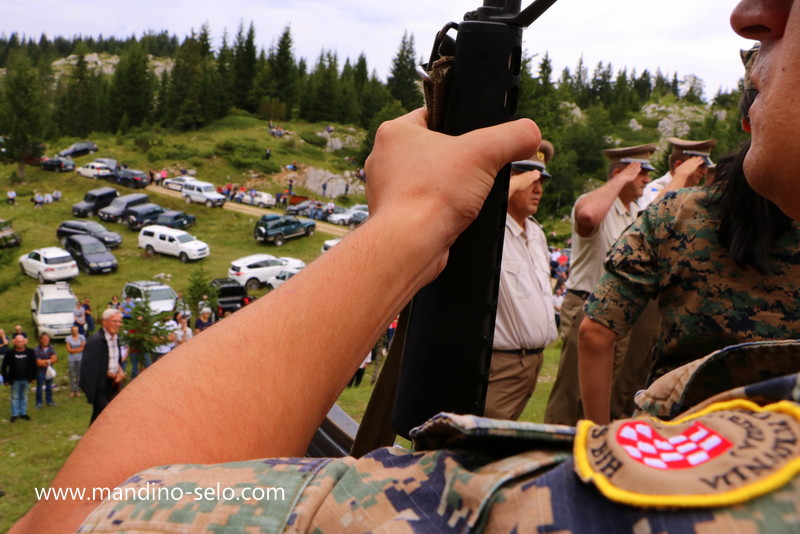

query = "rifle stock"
[392, 0, 557, 439]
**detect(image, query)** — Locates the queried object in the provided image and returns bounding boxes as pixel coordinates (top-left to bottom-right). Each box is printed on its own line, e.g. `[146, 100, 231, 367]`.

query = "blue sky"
[3, 0, 753, 96]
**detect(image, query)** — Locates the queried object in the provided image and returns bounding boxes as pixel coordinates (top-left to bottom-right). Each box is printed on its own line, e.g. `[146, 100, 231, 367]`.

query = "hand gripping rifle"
[391, 0, 558, 439]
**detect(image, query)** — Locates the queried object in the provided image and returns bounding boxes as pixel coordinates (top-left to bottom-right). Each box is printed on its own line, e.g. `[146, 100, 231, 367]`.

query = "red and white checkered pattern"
[616, 421, 732, 470]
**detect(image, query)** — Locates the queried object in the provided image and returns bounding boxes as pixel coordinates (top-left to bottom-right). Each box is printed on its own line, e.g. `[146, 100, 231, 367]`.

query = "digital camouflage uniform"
[586, 188, 800, 383]
[77, 340, 800, 533]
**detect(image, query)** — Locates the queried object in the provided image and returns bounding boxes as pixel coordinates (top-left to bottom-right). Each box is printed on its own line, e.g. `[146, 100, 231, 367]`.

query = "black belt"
[567, 289, 590, 300]
[494, 347, 544, 355]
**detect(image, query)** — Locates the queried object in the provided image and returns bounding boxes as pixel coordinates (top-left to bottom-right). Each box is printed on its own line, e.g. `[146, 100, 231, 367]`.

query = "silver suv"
[181, 180, 226, 207]
[31, 282, 78, 339]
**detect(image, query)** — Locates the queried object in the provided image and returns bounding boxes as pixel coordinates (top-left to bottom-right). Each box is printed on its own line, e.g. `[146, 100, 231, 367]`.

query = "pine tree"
[358, 71, 391, 129]
[109, 44, 154, 132]
[0, 50, 46, 179]
[216, 31, 235, 115]
[386, 32, 422, 111]
[268, 26, 299, 116]
[232, 22, 257, 112]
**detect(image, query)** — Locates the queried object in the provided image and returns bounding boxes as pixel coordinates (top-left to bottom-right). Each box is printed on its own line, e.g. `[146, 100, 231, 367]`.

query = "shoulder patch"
[574, 400, 800, 508]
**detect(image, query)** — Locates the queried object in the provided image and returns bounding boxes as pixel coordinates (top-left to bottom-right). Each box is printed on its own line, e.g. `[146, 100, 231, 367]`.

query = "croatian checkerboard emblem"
[616, 421, 732, 470]
[574, 400, 800, 508]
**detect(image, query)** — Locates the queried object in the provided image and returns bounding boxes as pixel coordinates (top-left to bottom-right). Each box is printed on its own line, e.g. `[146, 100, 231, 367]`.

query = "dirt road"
[146, 185, 350, 238]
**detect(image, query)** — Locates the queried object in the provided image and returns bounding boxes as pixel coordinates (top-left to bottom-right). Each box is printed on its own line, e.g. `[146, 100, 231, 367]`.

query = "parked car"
[122, 281, 177, 315]
[138, 225, 209, 262]
[63, 234, 118, 274]
[348, 210, 369, 228]
[265, 268, 301, 290]
[115, 168, 149, 189]
[285, 200, 314, 216]
[57, 219, 122, 249]
[99, 192, 149, 223]
[162, 176, 198, 191]
[240, 191, 276, 209]
[155, 210, 196, 229]
[72, 186, 119, 218]
[0, 219, 22, 248]
[19, 247, 79, 283]
[210, 278, 253, 316]
[327, 207, 361, 225]
[41, 156, 76, 172]
[30, 282, 78, 340]
[93, 158, 119, 174]
[227, 254, 306, 291]
[253, 214, 315, 246]
[320, 238, 341, 254]
[58, 141, 97, 158]
[123, 203, 165, 230]
[181, 180, 226, 207]
[76, 162, 113, 179]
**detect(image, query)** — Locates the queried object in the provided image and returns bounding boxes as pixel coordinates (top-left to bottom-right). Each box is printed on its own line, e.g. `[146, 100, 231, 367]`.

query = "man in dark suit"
[79, 308, 125, 424]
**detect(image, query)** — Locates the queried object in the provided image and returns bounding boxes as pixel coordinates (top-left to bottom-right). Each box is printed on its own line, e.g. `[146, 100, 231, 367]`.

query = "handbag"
[45, 364, 57, 380]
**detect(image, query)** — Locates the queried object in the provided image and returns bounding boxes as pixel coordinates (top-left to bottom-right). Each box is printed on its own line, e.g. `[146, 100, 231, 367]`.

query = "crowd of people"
[2, 293, 220, 424]
[4, 189, 61, 207]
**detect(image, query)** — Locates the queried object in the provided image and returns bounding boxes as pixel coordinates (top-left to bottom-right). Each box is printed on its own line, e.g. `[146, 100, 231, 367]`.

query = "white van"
[138, 225, 210, 262]
[181, 180, 226, 207]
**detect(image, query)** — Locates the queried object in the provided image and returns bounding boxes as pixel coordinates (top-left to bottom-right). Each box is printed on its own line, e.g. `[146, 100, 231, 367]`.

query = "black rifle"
[392, 0, 558, 439]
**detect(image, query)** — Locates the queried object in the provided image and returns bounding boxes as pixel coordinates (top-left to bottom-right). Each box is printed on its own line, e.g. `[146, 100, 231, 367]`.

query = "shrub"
[299, 132, 327, 148]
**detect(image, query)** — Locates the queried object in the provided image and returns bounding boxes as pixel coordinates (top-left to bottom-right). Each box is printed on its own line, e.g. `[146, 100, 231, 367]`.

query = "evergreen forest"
[0, 24, 750, 217]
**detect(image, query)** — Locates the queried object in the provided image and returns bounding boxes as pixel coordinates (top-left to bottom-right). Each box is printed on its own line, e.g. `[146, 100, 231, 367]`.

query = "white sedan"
[19, 247, 79, 283]
[227, 254, 306, 291]
[76, 162, 113, 179]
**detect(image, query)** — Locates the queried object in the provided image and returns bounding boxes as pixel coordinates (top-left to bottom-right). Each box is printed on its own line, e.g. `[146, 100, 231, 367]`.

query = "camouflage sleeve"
[585, 204, 664, 334]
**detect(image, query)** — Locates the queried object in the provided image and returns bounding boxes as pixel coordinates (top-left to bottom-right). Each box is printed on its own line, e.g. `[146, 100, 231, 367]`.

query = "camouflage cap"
[667, 137, 717, 166]
[602, 144, 657, 171]
[511, 139, 554, 178]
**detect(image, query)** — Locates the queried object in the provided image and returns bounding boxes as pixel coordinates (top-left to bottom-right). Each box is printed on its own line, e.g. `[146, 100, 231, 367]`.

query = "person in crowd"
[0, 328, 9, 356]
[638, 137, 716, 209]
[126, 315, 152, 380]
[12, 325, 27, 340]
[44, 192, 53, 204]
[83, 297, 95, 335]
[32, 192, 44, 208]
[73, 300, 87, 336]
[108, 295, 121, 310]
[120, 296, 134, 319]
[52, 189, 62, 202]
[15, 4, 800, 528]
[194, 307, 214, 333]
[348, 351, 371, 387]
[174, 293, 191, 318]
[174, 316, 193, 346]
[486, 142, 557, 420]
[544, 144, 664, 426]
[2, 334, 36, 422]
[79, 309, 125, 424]
[33, 333, 58, 408]
[552, 284, 565, 330]
[65, 326, 86, 398]
[6, 189, 15, 204]
[152, 313, 178, 362]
